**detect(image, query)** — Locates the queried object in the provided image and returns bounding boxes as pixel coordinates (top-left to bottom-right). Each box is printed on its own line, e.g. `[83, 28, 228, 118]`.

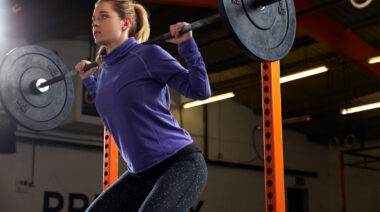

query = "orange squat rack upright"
[103, 127, 119, 191]
[261, 61, 285, 212]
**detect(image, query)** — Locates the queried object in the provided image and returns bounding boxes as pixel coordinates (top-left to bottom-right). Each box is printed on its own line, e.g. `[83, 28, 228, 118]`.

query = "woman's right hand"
[75, 60, 98, 80]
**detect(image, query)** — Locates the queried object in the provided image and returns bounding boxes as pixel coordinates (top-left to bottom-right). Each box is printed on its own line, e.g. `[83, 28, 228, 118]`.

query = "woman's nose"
[92, 19, 98, 27]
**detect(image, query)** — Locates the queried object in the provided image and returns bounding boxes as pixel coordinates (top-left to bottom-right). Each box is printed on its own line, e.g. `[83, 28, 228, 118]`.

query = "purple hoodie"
[82, 37, 211, 173]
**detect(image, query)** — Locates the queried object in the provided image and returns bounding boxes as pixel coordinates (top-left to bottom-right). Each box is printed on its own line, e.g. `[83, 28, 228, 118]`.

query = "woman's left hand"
[166, 22, 192, 44]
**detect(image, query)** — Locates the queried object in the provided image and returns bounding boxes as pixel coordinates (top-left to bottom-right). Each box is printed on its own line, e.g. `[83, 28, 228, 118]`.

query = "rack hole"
[266, 132, 271, 139]
[268, 192, 274, 199]
[267, 168, 272, 175]
[263, 64, 269, 70]
[264, 86, 269, 93]
[266, 144, 272, 151]
[265, 97, 270, 104]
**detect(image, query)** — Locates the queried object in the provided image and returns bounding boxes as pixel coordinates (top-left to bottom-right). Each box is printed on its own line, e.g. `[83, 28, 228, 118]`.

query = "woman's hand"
[75, 60, 98, 80]
[166, 22, 192, 44]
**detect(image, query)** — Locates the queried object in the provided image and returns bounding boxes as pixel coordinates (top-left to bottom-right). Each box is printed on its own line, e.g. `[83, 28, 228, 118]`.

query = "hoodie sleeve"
[146, 38, 211, 100]
[82, 75, 97, 101]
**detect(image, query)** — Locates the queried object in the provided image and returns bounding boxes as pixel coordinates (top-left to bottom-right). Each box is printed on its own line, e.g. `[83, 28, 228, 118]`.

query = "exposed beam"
[294, 0, 380, 80]
[141, 0, 380, 80]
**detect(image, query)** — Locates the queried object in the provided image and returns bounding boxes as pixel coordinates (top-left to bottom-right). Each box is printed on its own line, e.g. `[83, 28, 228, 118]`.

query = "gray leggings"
[86, 144, 208, 212]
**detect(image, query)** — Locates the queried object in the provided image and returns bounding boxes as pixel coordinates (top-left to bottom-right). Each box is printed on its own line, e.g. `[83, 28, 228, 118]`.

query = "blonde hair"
[94, 0, 150, 64]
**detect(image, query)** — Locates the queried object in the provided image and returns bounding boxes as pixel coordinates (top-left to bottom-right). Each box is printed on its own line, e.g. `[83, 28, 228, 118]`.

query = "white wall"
[0, 141, 103, 212]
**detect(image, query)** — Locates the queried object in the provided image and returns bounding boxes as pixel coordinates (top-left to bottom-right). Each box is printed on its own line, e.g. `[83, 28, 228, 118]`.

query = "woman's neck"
[105, 36, 129, 54]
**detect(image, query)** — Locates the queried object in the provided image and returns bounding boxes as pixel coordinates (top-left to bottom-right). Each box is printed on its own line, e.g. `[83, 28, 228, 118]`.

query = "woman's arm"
[75, 60, 99, 101]
[82, 75, 98, 101]
[147, 39, 211, 100]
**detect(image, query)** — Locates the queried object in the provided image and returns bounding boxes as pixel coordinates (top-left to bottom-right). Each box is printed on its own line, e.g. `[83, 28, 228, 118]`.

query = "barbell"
[0, 0, 296, 131]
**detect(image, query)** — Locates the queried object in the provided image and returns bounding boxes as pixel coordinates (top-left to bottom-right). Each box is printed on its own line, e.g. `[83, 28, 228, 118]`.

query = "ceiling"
[1, 0, 379, 145]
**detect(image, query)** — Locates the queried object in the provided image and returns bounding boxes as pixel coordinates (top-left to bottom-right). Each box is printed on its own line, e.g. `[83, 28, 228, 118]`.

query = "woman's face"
[92, 2, 126, 46]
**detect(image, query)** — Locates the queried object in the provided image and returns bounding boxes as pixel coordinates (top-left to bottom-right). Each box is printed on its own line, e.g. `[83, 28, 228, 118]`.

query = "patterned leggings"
[86, 144, 208, 212]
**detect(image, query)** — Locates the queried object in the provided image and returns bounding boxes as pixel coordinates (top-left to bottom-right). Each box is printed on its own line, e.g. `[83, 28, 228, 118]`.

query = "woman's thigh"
[86, 170, 153, 212]
[139, 153, 208, 212]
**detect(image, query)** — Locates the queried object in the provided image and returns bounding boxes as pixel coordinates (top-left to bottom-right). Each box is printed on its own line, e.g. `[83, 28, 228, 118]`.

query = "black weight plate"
[217, 0, 296, 61]
[0, 45, 74, 131]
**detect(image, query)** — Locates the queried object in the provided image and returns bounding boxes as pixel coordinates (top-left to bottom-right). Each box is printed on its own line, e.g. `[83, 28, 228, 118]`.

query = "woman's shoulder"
[135, 43, 172, 60]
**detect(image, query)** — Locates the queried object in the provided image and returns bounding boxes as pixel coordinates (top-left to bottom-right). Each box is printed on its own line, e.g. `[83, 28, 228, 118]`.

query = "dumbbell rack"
[102, 61, 285, 212]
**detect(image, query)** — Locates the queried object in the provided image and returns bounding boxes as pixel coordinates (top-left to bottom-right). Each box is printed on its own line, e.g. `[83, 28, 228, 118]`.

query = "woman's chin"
[94, 37, 104, 45]
[94, 39, 101, 45]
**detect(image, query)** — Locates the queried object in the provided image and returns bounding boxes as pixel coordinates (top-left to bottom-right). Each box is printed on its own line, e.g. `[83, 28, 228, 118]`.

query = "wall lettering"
[43, 191, 98, 212]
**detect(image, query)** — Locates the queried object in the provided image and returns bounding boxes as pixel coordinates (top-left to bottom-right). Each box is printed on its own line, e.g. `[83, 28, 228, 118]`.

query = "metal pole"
[261, 61, 285, 212]
[103, 127, 119, 191]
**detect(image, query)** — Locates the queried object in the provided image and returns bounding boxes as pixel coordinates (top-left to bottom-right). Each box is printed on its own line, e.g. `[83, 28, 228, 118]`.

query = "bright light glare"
[0, 2, 9, 46]
[368, 56, 380, 64]
[280, 66, 328, 83]
[341, 102, 380, 115]
[183, 92, 235, 109]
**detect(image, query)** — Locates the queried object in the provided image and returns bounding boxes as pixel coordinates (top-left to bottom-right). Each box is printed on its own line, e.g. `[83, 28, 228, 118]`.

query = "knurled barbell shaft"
[145, 13, 221, 44]
[38, 0, 283, 88]
[38, 62, 98, 88]
[39, 13, 221, 88]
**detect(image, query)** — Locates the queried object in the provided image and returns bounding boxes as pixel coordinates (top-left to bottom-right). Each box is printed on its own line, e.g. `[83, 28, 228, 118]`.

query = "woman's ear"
[122, 17, 133, 31]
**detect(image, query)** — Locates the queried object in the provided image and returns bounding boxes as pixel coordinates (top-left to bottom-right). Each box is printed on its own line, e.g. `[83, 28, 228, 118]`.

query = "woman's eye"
[102, 15, 108, 19]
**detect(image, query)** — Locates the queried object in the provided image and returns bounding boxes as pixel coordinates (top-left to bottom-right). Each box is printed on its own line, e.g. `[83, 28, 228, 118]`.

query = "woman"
[75, 0, 211, 211]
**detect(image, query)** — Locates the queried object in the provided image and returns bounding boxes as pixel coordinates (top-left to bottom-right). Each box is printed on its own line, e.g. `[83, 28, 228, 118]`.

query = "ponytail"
[95, 0, 151, 65]
[131, 3, 150, 44]
[95, 46, 106, 65]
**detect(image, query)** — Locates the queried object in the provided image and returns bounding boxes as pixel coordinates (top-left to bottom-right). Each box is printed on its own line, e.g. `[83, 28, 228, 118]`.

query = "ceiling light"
[341, 102, 380, 115]
[280, 66, 328, 83]
[368, 56, 380, 64]
[183, 92, 235, 109]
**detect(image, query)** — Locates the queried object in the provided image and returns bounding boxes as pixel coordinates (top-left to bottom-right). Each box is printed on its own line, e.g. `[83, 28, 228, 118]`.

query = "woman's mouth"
[93, 31, 101, 37]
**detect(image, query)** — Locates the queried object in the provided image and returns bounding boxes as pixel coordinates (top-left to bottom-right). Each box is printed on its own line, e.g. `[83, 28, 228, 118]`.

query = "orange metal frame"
[102, 61, 286, 211]
[103, 127, 119, 191]
[261, 61, 285, 212]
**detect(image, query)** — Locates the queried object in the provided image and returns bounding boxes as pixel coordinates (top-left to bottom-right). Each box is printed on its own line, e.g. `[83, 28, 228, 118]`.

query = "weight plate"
[0, 45, 74, 131]
[217, 0, 296, 61]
